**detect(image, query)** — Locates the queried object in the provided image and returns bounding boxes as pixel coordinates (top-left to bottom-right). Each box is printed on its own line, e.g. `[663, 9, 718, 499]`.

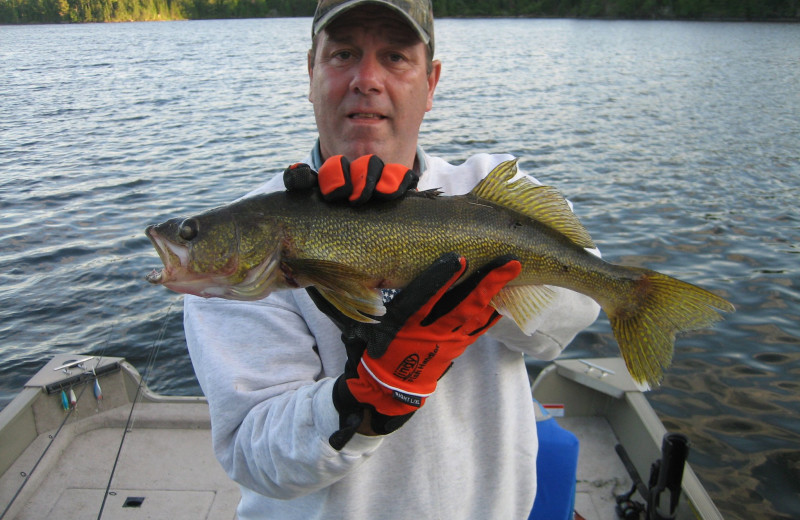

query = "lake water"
[2, 18, 799, 520]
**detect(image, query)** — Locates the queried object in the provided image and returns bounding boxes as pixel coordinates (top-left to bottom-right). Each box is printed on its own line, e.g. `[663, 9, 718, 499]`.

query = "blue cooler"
[528, 400, 579, 520]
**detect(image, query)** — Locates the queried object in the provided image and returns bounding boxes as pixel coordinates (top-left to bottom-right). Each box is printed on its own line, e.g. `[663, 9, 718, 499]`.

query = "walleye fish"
[145, 160, 734, 386]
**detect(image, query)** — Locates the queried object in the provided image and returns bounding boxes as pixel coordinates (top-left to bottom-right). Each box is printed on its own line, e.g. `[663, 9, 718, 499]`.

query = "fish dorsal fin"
[283, 258, 385, 323]
[470, 159, 595, 249]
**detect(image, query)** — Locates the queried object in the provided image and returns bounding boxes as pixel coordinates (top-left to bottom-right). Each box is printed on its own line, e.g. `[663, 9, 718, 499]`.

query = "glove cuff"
[329, 375, 415, 450]
[347, 360, 430, 416]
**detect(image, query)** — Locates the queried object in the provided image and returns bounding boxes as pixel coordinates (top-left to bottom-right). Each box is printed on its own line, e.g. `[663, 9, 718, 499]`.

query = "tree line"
[1, 0, 797, 25]
[436, 0, 797, 19]
[0, 0, 316, 23]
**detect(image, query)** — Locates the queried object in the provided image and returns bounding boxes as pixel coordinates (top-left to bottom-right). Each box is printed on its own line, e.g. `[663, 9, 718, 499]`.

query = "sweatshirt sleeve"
[184, 292, 382, 499]
[487, 287, 600, 360]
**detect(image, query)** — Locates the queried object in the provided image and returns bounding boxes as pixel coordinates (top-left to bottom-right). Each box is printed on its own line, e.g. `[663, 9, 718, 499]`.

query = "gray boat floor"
[3, 402, 239, 520]
[564, 416, 633, 520]
[3, 403, 631, 520]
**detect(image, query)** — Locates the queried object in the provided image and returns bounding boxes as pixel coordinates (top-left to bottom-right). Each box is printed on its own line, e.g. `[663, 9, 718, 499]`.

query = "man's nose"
[350, 54, 384, 94]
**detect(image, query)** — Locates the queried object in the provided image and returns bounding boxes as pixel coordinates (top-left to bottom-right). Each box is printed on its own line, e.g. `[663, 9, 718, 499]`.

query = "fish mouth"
[144, 225, 223, 297]
[144, 225, 190, 285]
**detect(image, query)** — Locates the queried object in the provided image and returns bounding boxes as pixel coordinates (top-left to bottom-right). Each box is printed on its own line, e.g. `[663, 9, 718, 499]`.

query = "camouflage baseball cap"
[312, 0, 434, 53]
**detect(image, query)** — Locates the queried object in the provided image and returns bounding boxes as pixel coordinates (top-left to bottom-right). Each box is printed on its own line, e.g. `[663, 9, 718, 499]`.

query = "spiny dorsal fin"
[470, 159, 595, 249]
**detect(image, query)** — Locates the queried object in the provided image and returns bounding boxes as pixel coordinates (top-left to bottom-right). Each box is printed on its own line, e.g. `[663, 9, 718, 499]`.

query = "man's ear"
[426, 60, 442, 112]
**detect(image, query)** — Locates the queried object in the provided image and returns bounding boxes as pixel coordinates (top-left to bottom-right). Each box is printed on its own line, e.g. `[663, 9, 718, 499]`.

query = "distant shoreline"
[3, 16, 799, 25]
[2, 0, 799, 26]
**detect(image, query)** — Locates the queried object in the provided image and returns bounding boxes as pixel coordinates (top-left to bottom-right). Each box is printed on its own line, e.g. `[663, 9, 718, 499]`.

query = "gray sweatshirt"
[184, 151, 600, 519]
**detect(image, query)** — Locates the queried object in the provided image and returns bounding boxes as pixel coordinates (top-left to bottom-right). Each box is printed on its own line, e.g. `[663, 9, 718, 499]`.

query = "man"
[184, 1, 600, 518]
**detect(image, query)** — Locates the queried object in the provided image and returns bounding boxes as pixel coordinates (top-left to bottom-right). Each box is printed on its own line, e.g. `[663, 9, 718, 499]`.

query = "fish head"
[145, 205, 281, 300]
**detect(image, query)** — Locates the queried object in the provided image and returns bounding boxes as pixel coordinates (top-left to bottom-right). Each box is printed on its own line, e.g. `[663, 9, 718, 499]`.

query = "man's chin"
[335, 142, 416, 167]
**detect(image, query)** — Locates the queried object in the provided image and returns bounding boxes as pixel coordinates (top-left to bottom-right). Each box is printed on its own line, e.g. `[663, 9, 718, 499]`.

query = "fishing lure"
[94, 378, 103, 401]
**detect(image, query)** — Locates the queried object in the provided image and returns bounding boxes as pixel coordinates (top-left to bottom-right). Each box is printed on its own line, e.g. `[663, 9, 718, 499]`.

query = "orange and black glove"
[283, 155, 418, 204]
[307, 253, 522, 450]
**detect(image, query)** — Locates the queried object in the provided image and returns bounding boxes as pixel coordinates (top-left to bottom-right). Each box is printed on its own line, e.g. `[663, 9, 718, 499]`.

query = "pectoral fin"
[284, 258, 385, 323]
[491, 284, 556, 335]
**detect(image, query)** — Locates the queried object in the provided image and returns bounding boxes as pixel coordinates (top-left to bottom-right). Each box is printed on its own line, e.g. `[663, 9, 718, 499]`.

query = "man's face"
[308, 7, 441, 168]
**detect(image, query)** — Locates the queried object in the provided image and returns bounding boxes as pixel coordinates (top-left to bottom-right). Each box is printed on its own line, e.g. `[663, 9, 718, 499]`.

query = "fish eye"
[179, 218, 198, 241]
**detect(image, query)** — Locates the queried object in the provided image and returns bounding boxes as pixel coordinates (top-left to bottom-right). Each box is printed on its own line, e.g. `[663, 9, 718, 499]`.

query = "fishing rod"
[0, 382, 87, 520]
[96, 299, 175, 520]
[0, 324, 116, 520]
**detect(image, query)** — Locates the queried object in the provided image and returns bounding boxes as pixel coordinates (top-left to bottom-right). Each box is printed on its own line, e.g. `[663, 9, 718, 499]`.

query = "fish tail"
[606, 268, 735, 388]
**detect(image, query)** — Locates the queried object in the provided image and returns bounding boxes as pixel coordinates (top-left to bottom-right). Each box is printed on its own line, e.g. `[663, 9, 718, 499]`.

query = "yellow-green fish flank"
[145, 160, 734, 386]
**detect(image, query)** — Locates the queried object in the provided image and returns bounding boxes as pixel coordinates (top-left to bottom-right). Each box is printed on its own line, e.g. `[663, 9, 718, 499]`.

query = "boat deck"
[3, 404, 239, 520]
[1, 355, 707, 520]
[3, 411, 630, 520]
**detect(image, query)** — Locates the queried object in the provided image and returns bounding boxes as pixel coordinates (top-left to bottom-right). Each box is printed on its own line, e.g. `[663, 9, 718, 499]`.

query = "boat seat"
[529, 400, 579, 520]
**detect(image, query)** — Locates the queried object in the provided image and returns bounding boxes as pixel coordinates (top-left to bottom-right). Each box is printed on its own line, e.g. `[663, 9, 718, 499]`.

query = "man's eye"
[333, 50, 353, 61]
